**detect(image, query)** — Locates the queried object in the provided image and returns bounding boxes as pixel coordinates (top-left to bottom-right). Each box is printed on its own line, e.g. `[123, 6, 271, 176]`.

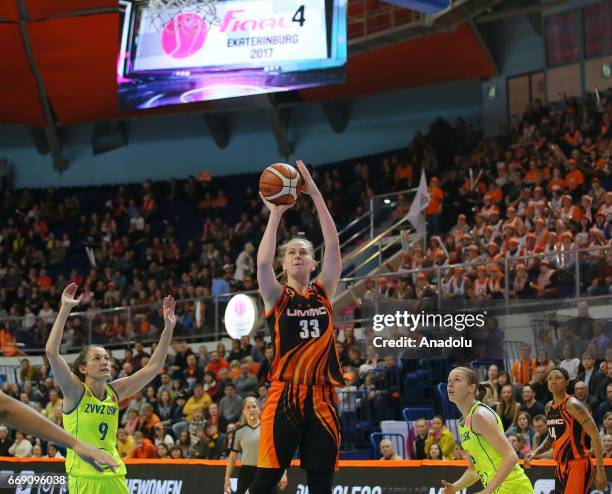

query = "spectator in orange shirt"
[547, 167, 566, 193]
[0, 329, 19, 357]
[523, 160, 541, 185]
[426, 177, 444, 235]
[394, 161, 413, 189]
[35, 220, 48, 238]
[512, 343, 536, 386]
[133, 431, 156, 458]
[565, 159, 585, 195]
[487, 182, 504, 204]
[205, 351, 229, 378]
[560, 194, 581, 224]
[36, 269, 53, 289]
[563, 122, 582, 148]
[138, 404, 160, 439]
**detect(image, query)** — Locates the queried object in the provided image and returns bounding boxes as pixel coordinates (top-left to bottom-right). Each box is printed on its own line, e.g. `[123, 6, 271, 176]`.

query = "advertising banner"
[0, 460, 611, 494]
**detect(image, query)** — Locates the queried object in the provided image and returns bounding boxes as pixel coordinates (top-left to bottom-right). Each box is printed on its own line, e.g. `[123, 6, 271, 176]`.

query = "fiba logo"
[161, 13, 207, 58]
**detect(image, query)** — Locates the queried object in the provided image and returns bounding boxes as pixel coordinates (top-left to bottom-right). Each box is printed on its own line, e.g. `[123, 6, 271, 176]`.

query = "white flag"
[406, 169, 431, 237]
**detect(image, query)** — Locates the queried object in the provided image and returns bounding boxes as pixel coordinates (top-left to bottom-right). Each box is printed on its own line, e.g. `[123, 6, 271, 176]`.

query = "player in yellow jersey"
[0, 390, 119, 471]
[45, 283, 177, 494]
[442, 367, 534, 494]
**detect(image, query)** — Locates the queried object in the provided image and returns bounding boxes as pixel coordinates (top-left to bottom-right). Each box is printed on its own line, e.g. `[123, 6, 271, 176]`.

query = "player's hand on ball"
[295, 160, 317, 195]
[259, 192, 294, 214]
[595, 466, 607, 490]
[441, 480, 455, 494]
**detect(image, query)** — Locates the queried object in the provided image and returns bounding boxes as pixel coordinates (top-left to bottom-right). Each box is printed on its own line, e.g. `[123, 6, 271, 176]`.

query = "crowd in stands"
[373, 93, 612, 307]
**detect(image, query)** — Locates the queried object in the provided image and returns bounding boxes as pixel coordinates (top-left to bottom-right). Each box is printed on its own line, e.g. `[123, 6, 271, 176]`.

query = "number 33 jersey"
[265, 281, 344, 387]
[63, 383, 126, 478]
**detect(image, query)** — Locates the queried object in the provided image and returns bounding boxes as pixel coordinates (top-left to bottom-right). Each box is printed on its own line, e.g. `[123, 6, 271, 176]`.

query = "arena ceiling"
[0, 0, 499, 129]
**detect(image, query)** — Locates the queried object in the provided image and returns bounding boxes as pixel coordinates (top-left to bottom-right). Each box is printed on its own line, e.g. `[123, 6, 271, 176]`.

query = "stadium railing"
[3, 244, 609, 354]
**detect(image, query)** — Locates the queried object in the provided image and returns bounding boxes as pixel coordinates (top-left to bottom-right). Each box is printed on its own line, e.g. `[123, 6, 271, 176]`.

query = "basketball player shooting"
[249, 159, 343, 494]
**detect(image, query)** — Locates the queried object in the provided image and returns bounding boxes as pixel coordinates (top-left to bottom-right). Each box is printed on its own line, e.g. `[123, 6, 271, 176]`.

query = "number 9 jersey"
[63, 383, 126, 479]
[264, 281, 344, 387]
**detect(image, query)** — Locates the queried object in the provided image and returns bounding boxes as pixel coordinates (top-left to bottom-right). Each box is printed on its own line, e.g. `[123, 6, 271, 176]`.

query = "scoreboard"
[134, 0, 333, 71]
[118, 0, 347, 108]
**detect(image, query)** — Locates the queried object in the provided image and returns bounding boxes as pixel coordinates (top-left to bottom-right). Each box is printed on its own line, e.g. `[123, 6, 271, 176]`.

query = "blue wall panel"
[1, 79, 482, 189]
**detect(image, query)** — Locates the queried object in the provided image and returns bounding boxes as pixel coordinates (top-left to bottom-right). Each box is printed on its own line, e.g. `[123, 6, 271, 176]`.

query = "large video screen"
[118, 0, 347, 110]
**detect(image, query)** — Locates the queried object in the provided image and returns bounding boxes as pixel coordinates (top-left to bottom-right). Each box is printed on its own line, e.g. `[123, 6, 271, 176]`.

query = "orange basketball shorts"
[257, 381, 340, 472]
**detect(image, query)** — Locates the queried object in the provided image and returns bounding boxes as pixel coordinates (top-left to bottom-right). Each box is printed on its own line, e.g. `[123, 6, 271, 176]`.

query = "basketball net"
[143, 0, 221, 32]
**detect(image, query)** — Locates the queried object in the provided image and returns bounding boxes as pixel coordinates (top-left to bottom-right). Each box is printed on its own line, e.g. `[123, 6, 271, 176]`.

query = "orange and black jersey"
[264, 281, 344, 387]
[547, 395, 591, 464]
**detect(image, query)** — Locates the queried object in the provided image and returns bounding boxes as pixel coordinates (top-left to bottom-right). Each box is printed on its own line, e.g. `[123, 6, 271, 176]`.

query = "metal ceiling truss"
[17, 0, 67, 171]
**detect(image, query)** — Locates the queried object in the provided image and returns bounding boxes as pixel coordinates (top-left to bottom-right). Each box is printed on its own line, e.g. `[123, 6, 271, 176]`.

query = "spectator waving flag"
[406, 169, 430, 237]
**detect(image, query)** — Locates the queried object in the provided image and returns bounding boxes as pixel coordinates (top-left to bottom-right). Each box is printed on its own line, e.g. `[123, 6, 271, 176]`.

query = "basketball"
[259, 163, 304, 205]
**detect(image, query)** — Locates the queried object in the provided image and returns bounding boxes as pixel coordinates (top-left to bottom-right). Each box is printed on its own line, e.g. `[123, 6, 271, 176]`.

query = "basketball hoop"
[140, 0, 220, 32]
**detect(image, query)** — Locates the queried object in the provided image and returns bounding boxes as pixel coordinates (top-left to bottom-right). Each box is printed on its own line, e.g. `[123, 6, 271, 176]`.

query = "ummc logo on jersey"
[286, 307, 327, 317]
[84, 403, 117, 416]
[547, 418, 564, 425]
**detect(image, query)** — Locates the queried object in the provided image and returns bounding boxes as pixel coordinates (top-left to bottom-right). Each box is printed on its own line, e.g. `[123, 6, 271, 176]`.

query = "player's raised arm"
[295, 160, 341, 299]
[111, 295, 177, 401]
[257, 194, 292, 311]
[566, 397, 608, 490]
[45, 283, 85, 406]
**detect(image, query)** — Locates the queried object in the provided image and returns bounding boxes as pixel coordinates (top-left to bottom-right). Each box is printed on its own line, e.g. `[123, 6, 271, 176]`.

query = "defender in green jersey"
[442, 367, 533, 494]
[46, 283, 177, 494]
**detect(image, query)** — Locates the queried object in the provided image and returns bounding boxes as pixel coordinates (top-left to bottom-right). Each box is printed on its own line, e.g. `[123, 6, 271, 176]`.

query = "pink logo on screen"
[235, 301, 246, 316]
[161, 13, 207, 58]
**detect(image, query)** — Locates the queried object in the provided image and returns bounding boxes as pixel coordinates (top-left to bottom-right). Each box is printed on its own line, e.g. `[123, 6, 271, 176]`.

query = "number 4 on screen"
[293, 5, 306, 26]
